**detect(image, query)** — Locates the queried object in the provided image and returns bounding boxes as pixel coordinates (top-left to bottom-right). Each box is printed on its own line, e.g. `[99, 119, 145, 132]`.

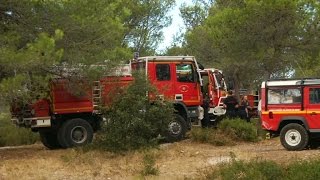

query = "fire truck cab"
[261, 79, 320, 151]
[131, 56, 227, 128]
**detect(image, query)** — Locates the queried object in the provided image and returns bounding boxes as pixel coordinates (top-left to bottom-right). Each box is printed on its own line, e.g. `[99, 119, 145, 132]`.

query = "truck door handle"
[311, 112, 317, 115]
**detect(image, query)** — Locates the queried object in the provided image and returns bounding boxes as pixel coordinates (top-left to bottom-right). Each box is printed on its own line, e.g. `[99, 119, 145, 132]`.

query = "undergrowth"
[190, 118, 259, 146]
[0, 113, 39, 147]
[92, 72, 174, 152]
[141, 152, 159, 176]
[203, 157, 320, 180]
[190, 127, 235, 146]
[218, 118, 259, 142]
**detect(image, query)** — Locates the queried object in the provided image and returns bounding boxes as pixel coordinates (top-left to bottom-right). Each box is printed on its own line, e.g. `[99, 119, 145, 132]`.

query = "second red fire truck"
[11, 56, 227, 149]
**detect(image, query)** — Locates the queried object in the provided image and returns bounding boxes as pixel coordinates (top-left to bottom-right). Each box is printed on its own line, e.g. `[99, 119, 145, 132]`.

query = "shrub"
[0, 113, 39, 147]
[205, 159, 283, 180]
[141, 152, 159, 176]
[94, 72, 175, 152]
[190, 118, 259, 146]
[251, 118, 269, 140]
[203, 157, 320, 180]
[190, 127, 235, 146]
[285, 159, 320, 180]
[218, 118, 259, 142]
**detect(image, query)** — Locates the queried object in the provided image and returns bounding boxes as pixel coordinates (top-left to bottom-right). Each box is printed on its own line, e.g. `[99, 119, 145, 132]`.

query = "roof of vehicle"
[262, 78, 320, 88]
[133, 56, 196, 62]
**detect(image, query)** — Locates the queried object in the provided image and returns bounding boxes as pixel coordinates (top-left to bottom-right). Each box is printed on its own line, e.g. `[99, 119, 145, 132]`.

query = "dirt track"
[1, 138, 320, 179]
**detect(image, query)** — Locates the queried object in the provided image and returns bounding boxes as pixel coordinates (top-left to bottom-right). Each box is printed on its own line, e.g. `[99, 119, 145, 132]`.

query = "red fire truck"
[11, 56, 227, 149]
[260, 79, 320, 151]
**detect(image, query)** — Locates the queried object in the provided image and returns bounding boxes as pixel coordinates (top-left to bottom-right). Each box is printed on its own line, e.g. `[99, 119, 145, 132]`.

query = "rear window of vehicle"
[268, 88, 301, 104]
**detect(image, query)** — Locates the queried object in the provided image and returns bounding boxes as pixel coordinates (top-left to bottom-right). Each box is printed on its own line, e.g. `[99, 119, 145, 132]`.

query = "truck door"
[174, 63, 201, 106]
[151, 63, 174, 100]
[305, 86, 320, 129]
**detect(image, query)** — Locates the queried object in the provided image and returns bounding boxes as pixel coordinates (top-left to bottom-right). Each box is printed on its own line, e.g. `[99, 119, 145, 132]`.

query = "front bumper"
[11, 116, 51, 128]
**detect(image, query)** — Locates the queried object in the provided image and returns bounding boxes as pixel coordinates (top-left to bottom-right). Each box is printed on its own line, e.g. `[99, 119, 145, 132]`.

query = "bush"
[205, 159, 283, 180]
[141, 152, 159, 176]
[93, 72, 175, 152]
[190, 127, 235, 146]
[203, 157, 320, 180]
[218, 118, 259, 142]
[250, 118, 269, 140]
[0, 113, 39, 147]
[190, 118, 259, 146]
[285, 159, 320, 180]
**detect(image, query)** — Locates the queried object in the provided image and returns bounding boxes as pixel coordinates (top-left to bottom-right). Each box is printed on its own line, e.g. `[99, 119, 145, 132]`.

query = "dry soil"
[1, 138, 320, 180]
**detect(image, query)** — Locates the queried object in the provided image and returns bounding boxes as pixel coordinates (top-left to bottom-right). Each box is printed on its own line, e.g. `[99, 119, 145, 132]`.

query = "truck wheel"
[280, 123, 308, 151]
[57, 118, 94, 148]
[165, 114, 187, 142]
[39, 131, 61, 149]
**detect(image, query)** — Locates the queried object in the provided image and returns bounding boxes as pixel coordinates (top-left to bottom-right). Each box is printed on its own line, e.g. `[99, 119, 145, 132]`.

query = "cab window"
[156, 64, 170, 81]
[309, 88, 320, 104]
[176, 64, 195, 82]
[268, 88, 301, 104]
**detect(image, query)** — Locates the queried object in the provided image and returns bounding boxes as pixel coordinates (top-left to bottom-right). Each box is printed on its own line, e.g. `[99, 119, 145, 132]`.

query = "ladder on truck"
[92, 81, 102, 114]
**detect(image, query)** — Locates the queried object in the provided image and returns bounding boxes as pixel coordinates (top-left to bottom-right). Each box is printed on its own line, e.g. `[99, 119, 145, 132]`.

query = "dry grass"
[2, 138, 320, 179]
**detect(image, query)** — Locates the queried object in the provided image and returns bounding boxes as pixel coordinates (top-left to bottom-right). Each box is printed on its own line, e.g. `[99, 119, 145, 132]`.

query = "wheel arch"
[173, 102, 188, 120]
[278, 116, 309, 133]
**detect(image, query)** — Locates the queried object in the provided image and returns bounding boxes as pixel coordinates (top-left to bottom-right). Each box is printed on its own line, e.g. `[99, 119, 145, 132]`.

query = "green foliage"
[1, 0, 175, 107]
[218, 118, 259, 142]
[190, 118, 259, 146]
[0, 29, 62, 105]
[141, 152, 159, 176]
[180, 2, 207, 30]
[124, 0, 175, 55]
[204, 158, 320, 180]
[190, 127, 235, 146]
[184, 0, 320, 95]
[0, 74, 50, 105]
[285, 159, 320, 180]
[94, 72, 175, 152]
[0, 113, 39, 147]
[206, 159, 283, 180]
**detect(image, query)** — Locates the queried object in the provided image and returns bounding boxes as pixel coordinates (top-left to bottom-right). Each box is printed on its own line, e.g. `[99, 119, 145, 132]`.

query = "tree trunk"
[232, 67, 241, 101]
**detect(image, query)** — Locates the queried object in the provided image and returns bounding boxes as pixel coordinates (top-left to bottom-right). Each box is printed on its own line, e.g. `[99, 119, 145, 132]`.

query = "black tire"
[39, 131, 61, 150]
[280, 123, 308, 151]
[57, 118, 94, 148]
[57, 124, 69, 148]
[165, 114, 187, 142]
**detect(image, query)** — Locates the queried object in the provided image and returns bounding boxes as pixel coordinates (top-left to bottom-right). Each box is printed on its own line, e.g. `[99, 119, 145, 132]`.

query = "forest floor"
[1, 137, 320, 180]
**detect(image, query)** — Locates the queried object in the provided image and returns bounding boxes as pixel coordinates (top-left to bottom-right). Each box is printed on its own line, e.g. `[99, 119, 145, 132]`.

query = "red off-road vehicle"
[260, 79, 320, 150]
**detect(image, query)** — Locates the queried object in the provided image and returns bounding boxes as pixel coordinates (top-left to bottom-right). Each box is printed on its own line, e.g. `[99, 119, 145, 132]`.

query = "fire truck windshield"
[176, 64, 195, 82]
